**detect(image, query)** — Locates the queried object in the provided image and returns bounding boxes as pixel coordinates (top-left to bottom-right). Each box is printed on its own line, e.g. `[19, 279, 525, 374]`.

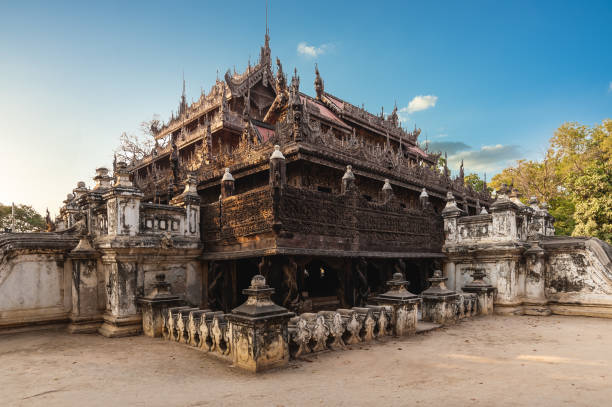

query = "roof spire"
[179, 71, 187, 115]
[265, 0, 269, 37]
[260, 1, 271, 67]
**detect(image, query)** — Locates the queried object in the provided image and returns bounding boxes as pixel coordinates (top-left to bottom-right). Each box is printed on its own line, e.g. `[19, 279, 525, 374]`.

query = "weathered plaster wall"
[443, 193, 612, 318]
[0, 234, 78, 331]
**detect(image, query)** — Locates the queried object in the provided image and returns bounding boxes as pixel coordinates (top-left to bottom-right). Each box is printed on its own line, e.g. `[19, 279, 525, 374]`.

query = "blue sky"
[1, 0, 611, 215]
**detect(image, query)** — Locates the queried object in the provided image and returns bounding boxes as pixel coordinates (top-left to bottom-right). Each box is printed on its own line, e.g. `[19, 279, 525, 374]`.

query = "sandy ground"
[1, 315, 611, 407]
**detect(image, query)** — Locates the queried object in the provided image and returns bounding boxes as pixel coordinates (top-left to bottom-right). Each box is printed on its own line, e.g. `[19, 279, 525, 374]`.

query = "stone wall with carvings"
[442, 191, 612, 318]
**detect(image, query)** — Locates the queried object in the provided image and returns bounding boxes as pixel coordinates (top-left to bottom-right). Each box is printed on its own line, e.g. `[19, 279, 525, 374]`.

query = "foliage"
[464, 173, 490, 192]
[491, 119, 612, 243]
[0, 203, 46, 232]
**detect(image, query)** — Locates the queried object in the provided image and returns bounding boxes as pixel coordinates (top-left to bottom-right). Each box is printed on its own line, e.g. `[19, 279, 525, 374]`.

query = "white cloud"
[400, 95, 438, 113]
[447, 144, 521, 173]
[297, 42, 332, 58]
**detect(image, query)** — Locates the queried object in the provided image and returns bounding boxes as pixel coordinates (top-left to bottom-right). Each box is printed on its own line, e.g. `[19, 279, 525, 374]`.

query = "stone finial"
[342, 165, 355, 180]
[422, 270, 453, 295]
[221, 168, 235, 199]
[442, 191, 463, 217]
[381, 179, 393, 201]
[231, 273, 292, 318]
[113, 161, 133, 188]
[382, 179, 392, 191]
[270, 145, 285, 160]
[341, 165, 356, 194]
[73, 181, 88, 199]
[147, 273, 175, 299]
[464, 268, 489, 287]
[221, 168, 234, 182]
[182, 173, 198, 196]
[64, 193, 75, 205]
[419, 188, 430, 209]
[93, 167, 112, 191]
[269, 146, 287, 188]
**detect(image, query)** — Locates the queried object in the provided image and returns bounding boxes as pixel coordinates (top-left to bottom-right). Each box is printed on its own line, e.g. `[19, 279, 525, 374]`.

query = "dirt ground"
[1, 315, 611, 407]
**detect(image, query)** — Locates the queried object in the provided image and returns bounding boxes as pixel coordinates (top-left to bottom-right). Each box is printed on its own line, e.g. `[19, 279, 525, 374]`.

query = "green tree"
[0, 203, 46, 232]
[464, 173, 491, 192]
[491, 119, 612, 244]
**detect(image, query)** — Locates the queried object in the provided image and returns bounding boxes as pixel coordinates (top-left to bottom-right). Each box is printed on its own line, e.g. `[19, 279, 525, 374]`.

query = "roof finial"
[314, 63, 324, 100]
[265, 0, 269, 36]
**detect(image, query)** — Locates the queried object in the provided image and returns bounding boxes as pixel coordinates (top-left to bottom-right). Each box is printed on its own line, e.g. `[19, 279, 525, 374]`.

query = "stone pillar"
[226, 275, 294, 373]
[170, 174, 201, 238]
[523, 241, 551, 316]
[220, 168, 235, 198]
[441, 192, 464, 244]
[104, 162, 143, 236]
[374, 272, 420, 336]
[98, 255, 142, 338]
[490, 188, 519, 241]
[462, 268, 496, 315]
[68, 236, 102, 333]
[444, 261, 457, 291]
[138, 273, 182, 337]
[421, 270, 459, 325]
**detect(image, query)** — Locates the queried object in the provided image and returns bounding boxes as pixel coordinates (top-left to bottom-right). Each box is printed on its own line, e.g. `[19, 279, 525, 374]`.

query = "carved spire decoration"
[275, 57, 286, 92]
[179, 72, 187, 115]
[290, 68, 301, 106]
[314, 63, 324, 100]
[389, 101, 399, 127]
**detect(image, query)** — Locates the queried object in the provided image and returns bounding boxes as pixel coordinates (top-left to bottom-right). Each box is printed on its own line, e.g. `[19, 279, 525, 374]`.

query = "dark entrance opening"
[303, 259, 340, 311]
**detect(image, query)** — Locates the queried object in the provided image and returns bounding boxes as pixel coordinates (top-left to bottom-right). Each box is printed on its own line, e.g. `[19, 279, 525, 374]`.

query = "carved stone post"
[523, 241, 551, 316]
[98, 255, 142, 337]
[104, 162, 143, 236]
[226, 275, 294, 372]
[462, 268, 496, 315]
[490, 189, 520, 241]
[421, 270, 459, 325]
[220, 168, 235, 199]
[441, 191, 463, 244]
[68, 237, 102, 333]
[138, 273, 183, 337]
[374, 272, 420, 336]
[170, 173, 201, 238]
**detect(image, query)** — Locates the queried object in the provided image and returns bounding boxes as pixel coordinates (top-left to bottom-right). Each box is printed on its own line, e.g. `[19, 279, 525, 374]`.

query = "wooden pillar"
[230, 261, 237, 308]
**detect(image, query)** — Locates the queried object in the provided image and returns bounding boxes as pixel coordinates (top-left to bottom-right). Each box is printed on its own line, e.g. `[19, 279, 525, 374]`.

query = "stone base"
[494, 303, 524, 316]
[68, 315, 104, 334]
[523, 303, 552, 316]
[98, 314, 142, 338]
[549, 303, 612, 319]
[421, 294, 459, 325]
